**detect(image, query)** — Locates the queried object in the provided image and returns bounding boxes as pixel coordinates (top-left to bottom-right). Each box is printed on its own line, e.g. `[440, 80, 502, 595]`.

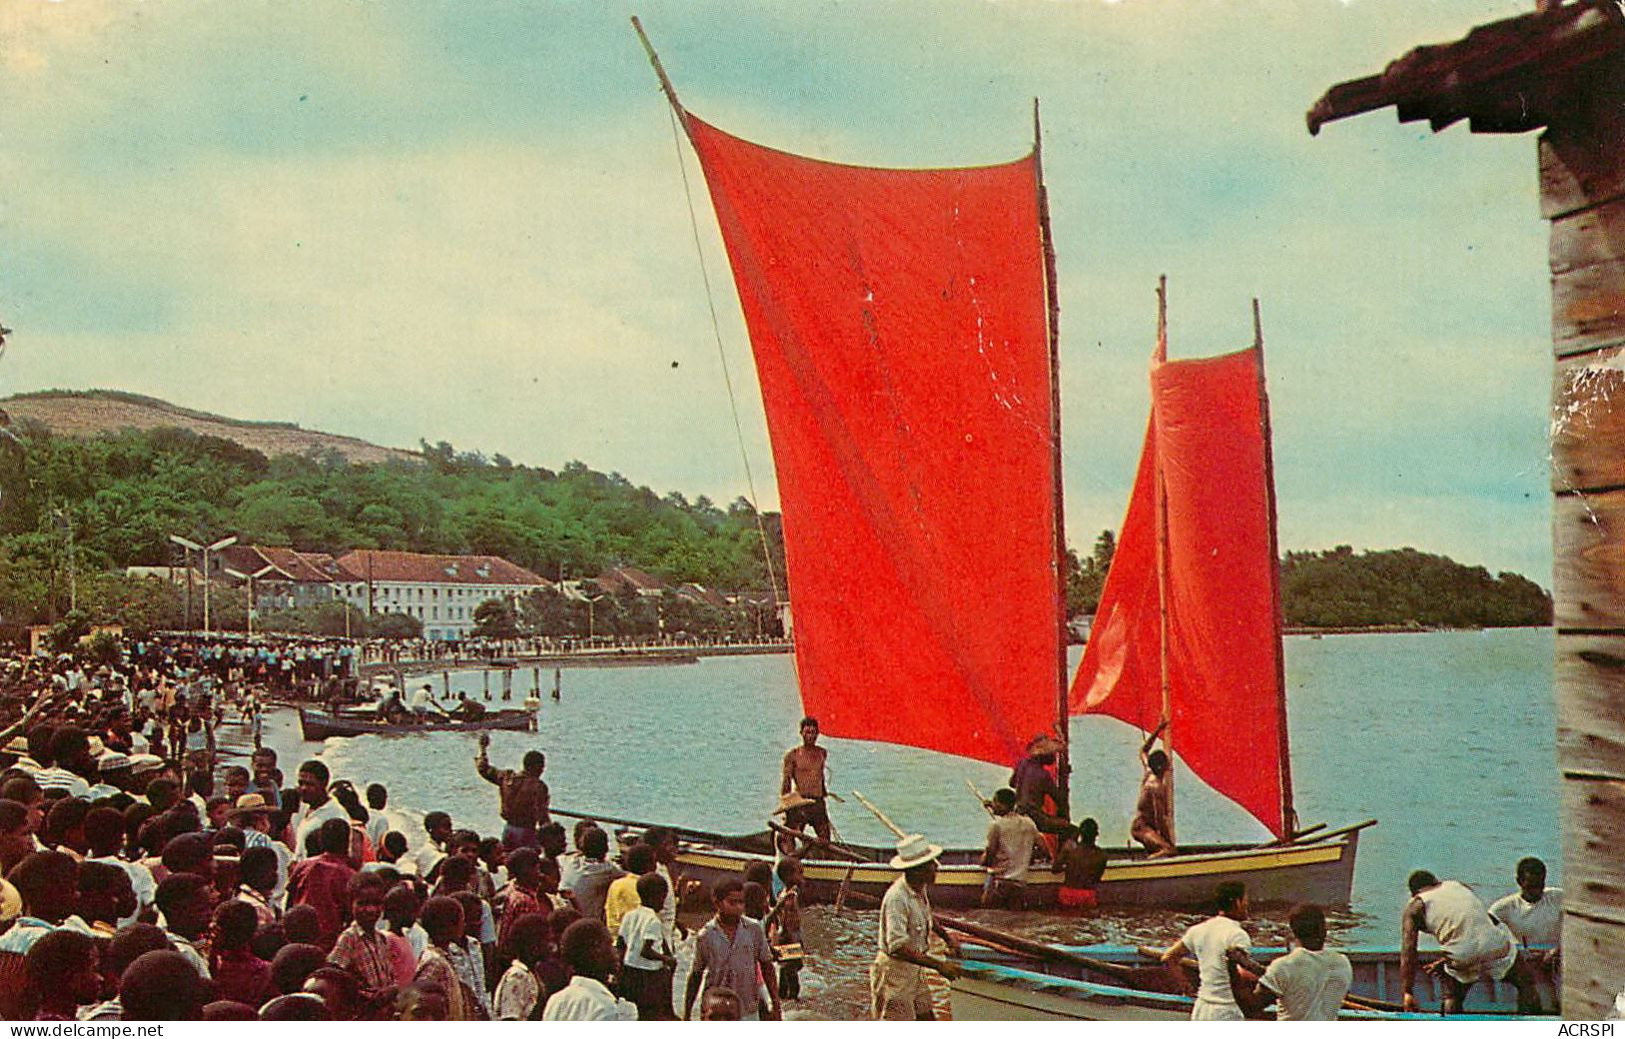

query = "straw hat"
[1026, 733, 1063, 756]
[774, 792, 817, 815]
[229, 793, 273, 822]
[889, 833, 944, 870]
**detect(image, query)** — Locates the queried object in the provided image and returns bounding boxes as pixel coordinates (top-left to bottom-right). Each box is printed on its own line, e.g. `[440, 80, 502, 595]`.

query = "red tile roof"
[218, 545, 345, 584]
[596, 566, 668, 594]
[334, 549, 549, 588]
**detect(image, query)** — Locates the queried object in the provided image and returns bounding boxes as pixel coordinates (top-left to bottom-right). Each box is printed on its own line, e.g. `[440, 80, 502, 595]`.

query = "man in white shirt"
[980, 787, 1040, 909]
[1401, 869, 1540, 1014]
[1488, 856, 1561, 1012]
[409, 683, 447, 718]
[543, 919, 638, 1020]
[1242, 904, 1352, 1020]
[1161, 881, 1261, 1021]
[288, 760, 348, 858]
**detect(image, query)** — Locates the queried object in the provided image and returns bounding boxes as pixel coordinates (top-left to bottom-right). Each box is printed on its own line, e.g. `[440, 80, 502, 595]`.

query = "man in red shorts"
[1055, 818, 1107, 908]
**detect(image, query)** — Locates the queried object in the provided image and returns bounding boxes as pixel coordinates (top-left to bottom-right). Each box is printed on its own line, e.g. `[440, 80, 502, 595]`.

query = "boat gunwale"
[953, 959, 1538, 1021]
[676, 833, 1355, 873]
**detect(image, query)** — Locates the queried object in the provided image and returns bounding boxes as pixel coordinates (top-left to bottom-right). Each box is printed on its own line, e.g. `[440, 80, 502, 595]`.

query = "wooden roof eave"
[1307, 2, 1623, 136]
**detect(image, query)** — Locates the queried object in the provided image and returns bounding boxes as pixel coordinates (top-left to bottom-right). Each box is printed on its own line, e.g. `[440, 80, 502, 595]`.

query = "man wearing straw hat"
[871, 832, 962, 1020]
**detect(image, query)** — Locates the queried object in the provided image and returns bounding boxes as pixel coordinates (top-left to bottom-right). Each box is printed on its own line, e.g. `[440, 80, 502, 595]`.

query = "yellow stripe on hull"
[678, 842, 1346, 887]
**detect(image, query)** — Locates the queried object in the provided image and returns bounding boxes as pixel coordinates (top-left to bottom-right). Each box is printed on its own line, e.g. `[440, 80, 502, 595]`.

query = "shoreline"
[1282, 623, 1551, 637]
[356, 640, 792, 679]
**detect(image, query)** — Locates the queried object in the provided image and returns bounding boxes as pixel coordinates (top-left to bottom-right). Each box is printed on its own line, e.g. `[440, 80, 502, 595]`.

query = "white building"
[333, 549, 551, 641]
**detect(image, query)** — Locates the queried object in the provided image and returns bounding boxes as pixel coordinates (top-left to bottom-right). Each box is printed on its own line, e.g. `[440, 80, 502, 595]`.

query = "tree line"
[0, 423, 1552, 638]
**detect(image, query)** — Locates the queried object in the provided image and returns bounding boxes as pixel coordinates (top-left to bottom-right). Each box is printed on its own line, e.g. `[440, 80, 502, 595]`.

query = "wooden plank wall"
[1542, 69, 1625, 1019]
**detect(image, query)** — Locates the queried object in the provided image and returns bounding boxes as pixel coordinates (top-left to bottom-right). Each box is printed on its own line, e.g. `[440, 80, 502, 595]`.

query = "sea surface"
[286, 627, 1557, 1019]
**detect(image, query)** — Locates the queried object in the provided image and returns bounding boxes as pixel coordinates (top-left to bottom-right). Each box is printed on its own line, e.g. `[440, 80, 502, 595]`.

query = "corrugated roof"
[1307, 2, 1624, 136]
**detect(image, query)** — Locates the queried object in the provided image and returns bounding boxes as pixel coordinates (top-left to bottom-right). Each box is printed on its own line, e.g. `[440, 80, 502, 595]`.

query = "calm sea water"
[296, 628, 1558, 1018]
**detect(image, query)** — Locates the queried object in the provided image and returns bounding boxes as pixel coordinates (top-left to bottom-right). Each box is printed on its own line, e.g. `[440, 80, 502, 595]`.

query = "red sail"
[686, 117, 1060, 766]
[1070, 347, 1288, 837]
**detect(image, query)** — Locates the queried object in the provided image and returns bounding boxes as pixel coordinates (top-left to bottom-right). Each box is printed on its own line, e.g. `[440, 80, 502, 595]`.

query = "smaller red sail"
[1071, 346, 1289, 837]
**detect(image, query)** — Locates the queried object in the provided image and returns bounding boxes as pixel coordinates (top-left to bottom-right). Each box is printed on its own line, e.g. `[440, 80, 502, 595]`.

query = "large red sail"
[1070, 347, 1288, 837]
[685, 117, 1060, 766]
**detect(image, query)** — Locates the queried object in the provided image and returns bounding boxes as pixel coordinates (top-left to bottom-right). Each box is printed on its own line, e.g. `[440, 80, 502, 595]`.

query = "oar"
[1259, 822, 1327, 848]
[851, 790, 907, 838]
[766, 820, 866, 863]
[548, 805, 763, 853]
[1283, 818, 1377, 846]
[939, 914, 1160, 986]
[964, 778, 994, 816]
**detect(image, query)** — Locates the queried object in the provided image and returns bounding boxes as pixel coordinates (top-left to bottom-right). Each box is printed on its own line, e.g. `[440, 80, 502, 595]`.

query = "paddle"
[944, 915, 1170, 987]
[964, 778, 994, 817]
[548, 805, 764, 853]
[766, 820, 867, 863]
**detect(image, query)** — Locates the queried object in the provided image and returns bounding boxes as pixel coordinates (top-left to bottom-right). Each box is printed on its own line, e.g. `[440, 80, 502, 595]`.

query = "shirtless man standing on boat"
[1132, 720, 1175, 858]
[780, 717, 830, 847]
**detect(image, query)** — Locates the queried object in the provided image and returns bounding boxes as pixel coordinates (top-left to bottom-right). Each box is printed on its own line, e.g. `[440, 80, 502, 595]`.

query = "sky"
[0, 0, 1556, 580]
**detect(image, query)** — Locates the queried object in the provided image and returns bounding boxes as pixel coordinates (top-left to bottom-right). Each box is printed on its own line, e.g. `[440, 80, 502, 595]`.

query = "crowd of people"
[0, 635, 1567, 1023]
[0, 639, 807, 1022]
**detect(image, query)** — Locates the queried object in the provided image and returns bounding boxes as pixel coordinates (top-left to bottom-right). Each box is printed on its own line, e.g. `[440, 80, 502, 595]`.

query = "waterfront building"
[333, 549, 551, 641]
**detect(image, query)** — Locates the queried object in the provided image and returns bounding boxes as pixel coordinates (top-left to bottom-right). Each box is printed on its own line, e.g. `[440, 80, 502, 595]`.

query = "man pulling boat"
[872, 832, 962, 1020]
[1400, 869, 1542, 1014]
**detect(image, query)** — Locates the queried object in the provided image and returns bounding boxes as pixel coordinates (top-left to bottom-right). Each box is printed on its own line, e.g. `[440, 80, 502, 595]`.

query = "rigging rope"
[664, 106, 784, 615]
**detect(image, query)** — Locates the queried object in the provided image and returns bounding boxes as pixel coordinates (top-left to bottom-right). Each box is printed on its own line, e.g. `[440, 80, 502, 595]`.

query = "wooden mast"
[1153, 276, 1175, 845]
[1252, 299, 1298, 838]
[631, 17, 690, 136]
[1033, 98, 1070, 819]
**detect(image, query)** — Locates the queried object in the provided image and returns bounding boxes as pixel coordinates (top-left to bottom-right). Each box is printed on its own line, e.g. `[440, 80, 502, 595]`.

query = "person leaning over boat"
[980, 788, 1039, 909]
[1131, 720, 1176, 858]
[1488, 856, 1561, 1012]
[1009, 734, 1069, 835]
[780, 716, 831, 848]
[1160, 881, 1264, 1021]
[474, 732, 549, 850]
[1236, 904, 1352, 1021]
[871, 833, 962, 1020]
[408, 683, 447, 719]
[1400, 869, 1540, 1014]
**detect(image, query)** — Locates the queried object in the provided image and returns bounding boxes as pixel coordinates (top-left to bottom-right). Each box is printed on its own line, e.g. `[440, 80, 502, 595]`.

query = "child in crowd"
[617, 871, 677, 1020]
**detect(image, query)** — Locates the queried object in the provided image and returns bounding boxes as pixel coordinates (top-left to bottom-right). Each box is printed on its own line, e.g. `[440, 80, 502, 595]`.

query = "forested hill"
[0, 423, 785, 598]
[1280, 546, 1551, 629]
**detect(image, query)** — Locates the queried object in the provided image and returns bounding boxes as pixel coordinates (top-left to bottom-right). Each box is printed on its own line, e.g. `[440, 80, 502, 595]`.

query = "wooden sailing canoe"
[297, 707, 534, 740]
[670, 823, 1369, 911]
[950, 942, 1547, 1021]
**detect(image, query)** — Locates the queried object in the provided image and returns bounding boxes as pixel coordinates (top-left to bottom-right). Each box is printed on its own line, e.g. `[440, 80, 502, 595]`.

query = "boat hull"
[675, 826, 1362, 910]
[297, 708, 534, 740]
[950, 944, 1548, 1021]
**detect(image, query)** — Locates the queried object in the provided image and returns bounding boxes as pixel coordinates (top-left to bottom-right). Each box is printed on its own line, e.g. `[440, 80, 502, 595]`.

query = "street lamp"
[224, 564, 275, 636]
[197, 535, 237, 634]
[168, 535, 202, 631]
